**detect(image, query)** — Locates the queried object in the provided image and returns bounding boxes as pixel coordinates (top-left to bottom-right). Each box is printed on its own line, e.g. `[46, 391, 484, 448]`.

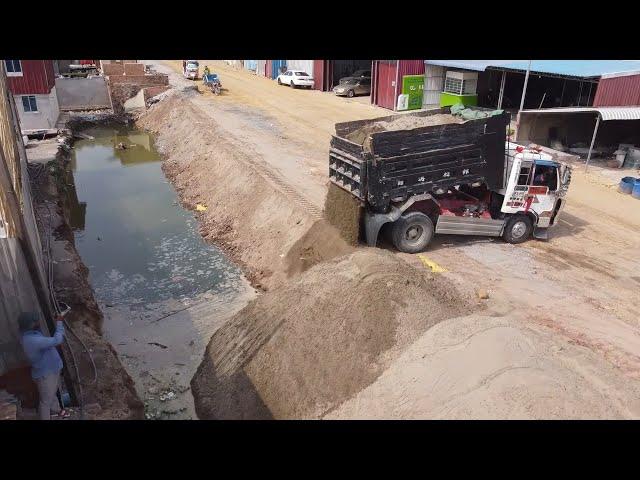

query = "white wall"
[15, 87, 60, 131]
[424, 64, 445, 107]
[287, 60, 315, 76]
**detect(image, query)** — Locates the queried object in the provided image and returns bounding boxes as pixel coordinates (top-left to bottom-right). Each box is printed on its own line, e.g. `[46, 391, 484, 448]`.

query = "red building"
[371, 60, 425, 111]
[593, 71, 640, 107]
[4, 60, 60, 131]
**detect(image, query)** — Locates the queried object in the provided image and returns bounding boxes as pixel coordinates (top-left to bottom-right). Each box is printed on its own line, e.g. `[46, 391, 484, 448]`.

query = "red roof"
[5, 60, 55, 95]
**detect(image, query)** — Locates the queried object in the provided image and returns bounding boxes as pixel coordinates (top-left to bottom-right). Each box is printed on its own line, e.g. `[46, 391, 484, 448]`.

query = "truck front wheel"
[392, 212, 434, 253]
[503, 215, 533, 244]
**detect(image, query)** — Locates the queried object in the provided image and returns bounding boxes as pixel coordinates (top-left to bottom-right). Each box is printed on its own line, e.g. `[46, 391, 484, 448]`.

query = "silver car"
[333, 76, 371, 98]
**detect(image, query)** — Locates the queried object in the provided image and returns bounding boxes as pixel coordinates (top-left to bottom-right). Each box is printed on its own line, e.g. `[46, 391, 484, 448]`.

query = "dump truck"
[328, 107, 572, 253]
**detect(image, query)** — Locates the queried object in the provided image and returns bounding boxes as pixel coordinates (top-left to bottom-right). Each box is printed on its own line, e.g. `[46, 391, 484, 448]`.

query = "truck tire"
[502, 215, 533, 244]
[391, 212, 434, 253]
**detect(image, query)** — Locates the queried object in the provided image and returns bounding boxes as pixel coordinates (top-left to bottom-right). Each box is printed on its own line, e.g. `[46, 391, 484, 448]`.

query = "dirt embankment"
[31, 129, 144, 420]
[191, 249, 477, 419]
[136, 92, 480, 419]
[137, 93, 353, 290]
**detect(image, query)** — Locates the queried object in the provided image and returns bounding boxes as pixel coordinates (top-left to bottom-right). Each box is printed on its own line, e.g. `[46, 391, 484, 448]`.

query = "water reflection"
[65, 126, 245, 310]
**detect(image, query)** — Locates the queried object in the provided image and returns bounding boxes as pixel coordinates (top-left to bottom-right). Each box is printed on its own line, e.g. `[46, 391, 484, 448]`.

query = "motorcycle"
[203, 73, 222, 95]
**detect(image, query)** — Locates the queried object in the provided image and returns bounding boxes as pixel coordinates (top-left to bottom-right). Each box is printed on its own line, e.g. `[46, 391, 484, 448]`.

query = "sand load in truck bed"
[344, 113, 464, 152]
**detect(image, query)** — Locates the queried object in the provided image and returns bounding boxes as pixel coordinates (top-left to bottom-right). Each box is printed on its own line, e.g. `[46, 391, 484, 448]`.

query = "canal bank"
[28, 113, 256, 420]
[69, 125, 256, 419]
[26, 118, 144, 420]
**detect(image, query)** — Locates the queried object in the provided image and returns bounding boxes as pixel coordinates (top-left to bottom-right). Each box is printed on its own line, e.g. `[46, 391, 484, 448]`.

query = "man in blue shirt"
[18, 311, 69, 420]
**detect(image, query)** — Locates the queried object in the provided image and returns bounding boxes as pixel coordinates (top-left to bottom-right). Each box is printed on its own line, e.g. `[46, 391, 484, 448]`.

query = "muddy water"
[68, 127, 256, 419]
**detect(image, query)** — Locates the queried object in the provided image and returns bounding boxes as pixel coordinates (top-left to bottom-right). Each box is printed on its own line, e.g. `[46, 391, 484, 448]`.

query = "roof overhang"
[520, 106, 640, 121]
[426, 60, 640, 81]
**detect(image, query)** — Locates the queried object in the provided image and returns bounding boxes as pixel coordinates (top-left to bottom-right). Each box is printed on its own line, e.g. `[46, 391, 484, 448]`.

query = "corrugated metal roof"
[424, 60, 516, 71]
[593, 75, 640, 107]
[520, 106, 640, 121]
[426, 60, 640, 78]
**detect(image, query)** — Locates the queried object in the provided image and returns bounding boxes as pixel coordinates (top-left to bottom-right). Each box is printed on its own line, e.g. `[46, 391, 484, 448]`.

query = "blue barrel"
[619, 176, 635, 195]
[632, 178, 640, 199]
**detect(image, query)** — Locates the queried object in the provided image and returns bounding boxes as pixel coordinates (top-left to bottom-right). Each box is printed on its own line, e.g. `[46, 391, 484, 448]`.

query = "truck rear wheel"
[503, 215, 533, 244]
[391, 212, 434, 253]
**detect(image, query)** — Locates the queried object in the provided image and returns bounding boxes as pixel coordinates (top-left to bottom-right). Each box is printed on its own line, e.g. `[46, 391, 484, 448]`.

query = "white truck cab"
[499, 142, 571, 240]
[184, 60, 199, 80]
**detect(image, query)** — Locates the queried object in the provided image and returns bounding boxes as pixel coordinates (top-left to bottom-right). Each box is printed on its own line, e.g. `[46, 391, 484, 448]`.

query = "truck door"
[529, 162, 560, 225]
[501, 158, 533, 214]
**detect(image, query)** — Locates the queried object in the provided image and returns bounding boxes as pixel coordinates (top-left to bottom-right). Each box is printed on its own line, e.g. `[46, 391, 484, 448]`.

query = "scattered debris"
[159, 391, 176, 402]
[195, 203, 208, 212]
[476, 288, 490, 300]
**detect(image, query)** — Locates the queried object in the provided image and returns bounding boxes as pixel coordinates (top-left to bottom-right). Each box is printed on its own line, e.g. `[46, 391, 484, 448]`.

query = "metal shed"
[371, 60, 425, 110]
[425, 60, 640, 111]
[286, 60, 314, 76]
[593, 71, 640, 107]
[518, 106, 640, 168]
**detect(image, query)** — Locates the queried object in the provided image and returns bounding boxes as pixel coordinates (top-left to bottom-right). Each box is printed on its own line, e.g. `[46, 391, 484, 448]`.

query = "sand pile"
[323, 183, 363, 246]
[329, 314, 640, 419]
[345, 113, 464, 151]
[191, 249, 477, 419]
[284, 219, 355, 277]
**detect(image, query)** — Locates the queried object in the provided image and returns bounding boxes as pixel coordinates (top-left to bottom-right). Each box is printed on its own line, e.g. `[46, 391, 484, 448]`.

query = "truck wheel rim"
[405, 225, 424, 244]
[511, 221, 527, 239]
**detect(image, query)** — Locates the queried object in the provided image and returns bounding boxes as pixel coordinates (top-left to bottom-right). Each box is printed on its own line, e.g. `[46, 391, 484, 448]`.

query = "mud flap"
[533, 227, 549, 240]
[364, 209, 401, 247]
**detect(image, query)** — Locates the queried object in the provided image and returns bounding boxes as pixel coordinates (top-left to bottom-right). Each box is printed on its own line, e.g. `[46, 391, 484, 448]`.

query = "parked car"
[333, 77, 371, 97]
[277, 70, 314, 89]
[341, 69, 371, 81]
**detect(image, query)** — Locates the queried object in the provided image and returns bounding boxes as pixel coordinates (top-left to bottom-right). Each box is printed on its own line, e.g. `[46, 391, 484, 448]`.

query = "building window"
[5, 60, 23, 76]
[22, 96, 38, 113]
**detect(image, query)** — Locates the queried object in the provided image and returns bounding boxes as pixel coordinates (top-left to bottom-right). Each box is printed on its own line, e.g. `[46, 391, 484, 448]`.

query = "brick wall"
[124, 63, 145, 76]
[107, 74, 168, 86]
[143, 86, 170, 101]
[110, 83, 143, 114]
[104, 70, 169, 113]
[103, 63, 124, 76]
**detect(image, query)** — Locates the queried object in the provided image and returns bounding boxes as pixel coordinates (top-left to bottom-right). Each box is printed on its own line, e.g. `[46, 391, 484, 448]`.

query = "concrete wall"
[55, 77, 111, 111]
[14, 87, 60, 131]
[123, 89, 146, 112]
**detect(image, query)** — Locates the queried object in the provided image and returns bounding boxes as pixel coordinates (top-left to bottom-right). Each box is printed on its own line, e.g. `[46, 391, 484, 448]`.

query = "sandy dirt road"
[148, 60, 387, 210]
[142, 61, 640, 418]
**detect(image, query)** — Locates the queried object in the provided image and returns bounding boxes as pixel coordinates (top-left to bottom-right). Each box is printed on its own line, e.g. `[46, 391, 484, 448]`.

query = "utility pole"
[516, 60, 532, 136]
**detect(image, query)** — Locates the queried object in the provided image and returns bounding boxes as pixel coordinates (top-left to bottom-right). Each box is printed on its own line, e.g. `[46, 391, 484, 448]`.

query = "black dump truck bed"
[329, 108, 510, 213]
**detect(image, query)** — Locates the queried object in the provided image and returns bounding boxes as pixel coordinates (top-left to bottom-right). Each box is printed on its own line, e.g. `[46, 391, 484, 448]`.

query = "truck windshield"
[532, 165, 558, 191]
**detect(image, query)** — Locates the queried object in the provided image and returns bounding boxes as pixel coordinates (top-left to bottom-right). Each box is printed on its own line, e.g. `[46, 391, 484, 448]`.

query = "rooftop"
[425, 60, 640, 79]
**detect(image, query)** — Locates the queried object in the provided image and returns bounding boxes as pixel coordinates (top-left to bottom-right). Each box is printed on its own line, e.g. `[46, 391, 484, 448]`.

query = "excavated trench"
[55, 120, 256, 419]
